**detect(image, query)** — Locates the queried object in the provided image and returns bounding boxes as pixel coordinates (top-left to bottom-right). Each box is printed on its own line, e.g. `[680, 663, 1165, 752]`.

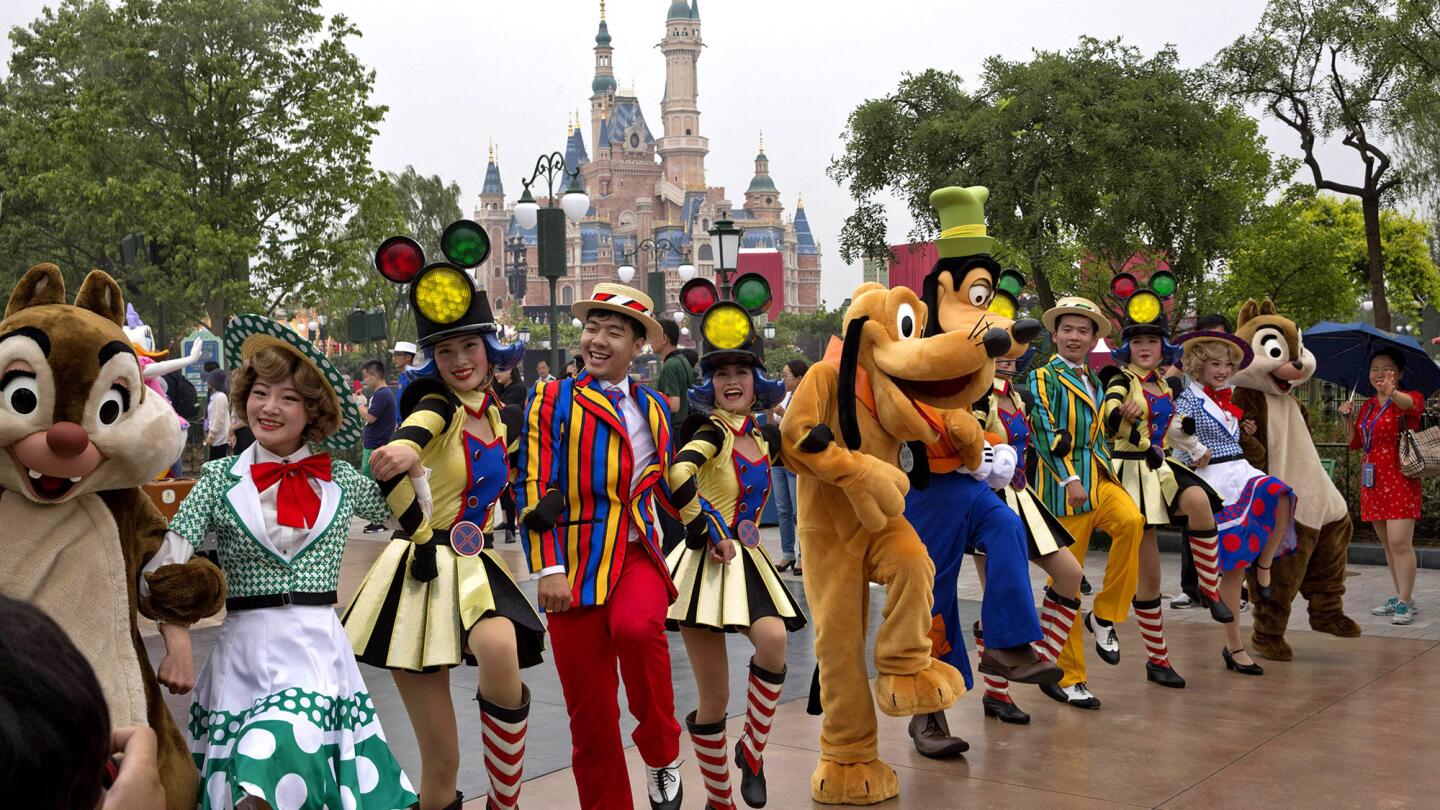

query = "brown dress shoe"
[978, 645, 1063, 686]
[908, 711, 969, 759]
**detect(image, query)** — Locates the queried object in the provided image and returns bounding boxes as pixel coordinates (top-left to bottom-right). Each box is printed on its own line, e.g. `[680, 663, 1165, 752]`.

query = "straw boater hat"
[572, 282, 664, 344]
[1042, 295, 1112, 339]
[223, 313, 364, 449]
[1176, 329, 1254, 369]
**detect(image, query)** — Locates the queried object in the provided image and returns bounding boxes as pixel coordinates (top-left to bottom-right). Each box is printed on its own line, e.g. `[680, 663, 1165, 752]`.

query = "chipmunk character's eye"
[1259, 332, 1285, 359]
[1, 371, 39, 416]
[896, 303, 918, 339]
[97, 384, 130, 425]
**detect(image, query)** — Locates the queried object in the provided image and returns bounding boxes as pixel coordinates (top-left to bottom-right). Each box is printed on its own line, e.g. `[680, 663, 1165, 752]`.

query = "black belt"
[1208, 453, 1244, 464]
[424, 526, 493, 550]
[226, 590, 337, 612]
[1112, 450, 1150, 460]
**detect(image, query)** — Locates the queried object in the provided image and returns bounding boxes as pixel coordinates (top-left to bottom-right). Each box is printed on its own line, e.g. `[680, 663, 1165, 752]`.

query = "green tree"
[1212, 0, 1440, 331]
[829, 39, 1280, 313]
[0, 0, 387, 337]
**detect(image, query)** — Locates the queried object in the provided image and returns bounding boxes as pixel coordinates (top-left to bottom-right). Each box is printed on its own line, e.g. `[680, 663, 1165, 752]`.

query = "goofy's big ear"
[74, 270, 126, 327]
[837, 316, 868, 450]
[5, 263, 67, 319]
[1237, 299, 1260, 329]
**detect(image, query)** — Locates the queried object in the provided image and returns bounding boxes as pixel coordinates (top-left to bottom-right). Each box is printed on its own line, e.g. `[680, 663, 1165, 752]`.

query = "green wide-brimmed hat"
[930, 185, 998, 259]
[223, 313, 364, 449]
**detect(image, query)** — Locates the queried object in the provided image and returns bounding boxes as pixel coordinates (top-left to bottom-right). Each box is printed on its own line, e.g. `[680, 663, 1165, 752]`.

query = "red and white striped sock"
[1133, 597, 1170, 667]
[973, 621, 1012, 701]
[1187, 528, 1223, 604]
[687, 711, 734, 810]
[739, 660, 785, 773]
[1035, 586, 1082, 663]
[478, 686, 529, 810]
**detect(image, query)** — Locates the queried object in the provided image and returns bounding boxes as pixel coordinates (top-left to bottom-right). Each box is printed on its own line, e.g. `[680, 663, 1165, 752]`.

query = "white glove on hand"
[410, 467, 433, 522]
[986, 443, 1018, 489]
[961, 443, 996, 482]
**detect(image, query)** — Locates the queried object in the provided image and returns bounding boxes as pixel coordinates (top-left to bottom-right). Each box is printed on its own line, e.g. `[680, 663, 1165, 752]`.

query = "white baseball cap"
[391, 341, 418, 356]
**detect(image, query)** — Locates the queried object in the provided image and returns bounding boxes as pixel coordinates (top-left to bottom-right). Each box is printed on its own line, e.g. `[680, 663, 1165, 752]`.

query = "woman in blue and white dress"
[1168, 329, 1297, 676]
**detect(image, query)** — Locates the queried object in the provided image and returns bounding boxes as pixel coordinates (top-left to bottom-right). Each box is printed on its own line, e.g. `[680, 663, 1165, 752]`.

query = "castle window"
[562, 286, 575, 306]
[698, 244, 713, 261]
[766, 197, 773, 204]
[685, 128, 691, 135]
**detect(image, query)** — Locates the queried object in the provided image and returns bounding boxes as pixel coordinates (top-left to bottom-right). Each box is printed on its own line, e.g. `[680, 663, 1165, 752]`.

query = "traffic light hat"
[222, 313, 364, 449]
[680, 274, 785, 411]
[1107, 270, 1181, 364]
[374, 220, 522, 369]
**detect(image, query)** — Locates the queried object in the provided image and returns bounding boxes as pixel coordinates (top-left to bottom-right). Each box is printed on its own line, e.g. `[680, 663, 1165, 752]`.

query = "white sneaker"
[1392, 601, 1415, 626]
[646, 757, 683, 809]
[1373, 596, 1399, 616]
[1170, 593, 1199, 610]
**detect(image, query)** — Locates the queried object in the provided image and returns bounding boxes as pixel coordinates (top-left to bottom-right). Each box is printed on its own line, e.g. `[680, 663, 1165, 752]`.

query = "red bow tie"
[1203, 386, 1244, 421]
[251, 454, 332, 529]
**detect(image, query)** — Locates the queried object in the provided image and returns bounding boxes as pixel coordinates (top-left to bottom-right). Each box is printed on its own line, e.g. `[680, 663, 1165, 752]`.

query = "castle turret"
[657, 0, 708, 190]
[591, 1, 617, 156]
[743, 131, 782, 221]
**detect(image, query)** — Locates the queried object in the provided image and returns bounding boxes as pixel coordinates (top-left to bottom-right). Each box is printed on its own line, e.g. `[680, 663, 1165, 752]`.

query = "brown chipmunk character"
[0, 264, 225, 810]
[1230, 298, 1360, 660]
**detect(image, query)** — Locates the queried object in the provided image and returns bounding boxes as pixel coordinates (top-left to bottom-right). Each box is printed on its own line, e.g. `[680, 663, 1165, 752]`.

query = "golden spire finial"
[488, 140, 495, 163]
[759, 129, 765, 153]
[797, 192, 804, 208]
[567, 113, 574, 136]
[600, 0, 606, 21]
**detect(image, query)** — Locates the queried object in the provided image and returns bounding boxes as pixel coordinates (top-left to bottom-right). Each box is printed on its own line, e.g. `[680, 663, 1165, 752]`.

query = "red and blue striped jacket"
[514, 370, 679, 607]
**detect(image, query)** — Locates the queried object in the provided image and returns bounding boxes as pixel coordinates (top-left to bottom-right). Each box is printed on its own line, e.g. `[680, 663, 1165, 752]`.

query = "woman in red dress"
[1339, 347, 1424, 625]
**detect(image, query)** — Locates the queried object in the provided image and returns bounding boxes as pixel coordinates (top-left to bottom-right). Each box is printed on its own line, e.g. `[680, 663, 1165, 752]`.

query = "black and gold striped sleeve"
[667, 422, 725, 526]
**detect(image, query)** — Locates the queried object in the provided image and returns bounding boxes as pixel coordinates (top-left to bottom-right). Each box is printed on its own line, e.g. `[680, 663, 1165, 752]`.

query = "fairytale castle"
[471, 1, 823, 315]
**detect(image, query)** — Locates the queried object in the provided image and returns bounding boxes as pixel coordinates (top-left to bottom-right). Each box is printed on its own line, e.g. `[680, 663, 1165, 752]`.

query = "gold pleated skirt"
[342, 539, 545, 672]
[1112, 456, 1224, 527]
[997, 485, 1075, 559]
[665, 541, 808, 633]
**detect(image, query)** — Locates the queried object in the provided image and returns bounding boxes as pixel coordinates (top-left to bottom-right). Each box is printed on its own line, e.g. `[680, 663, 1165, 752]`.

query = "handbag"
[1398, 413, 1440, 479]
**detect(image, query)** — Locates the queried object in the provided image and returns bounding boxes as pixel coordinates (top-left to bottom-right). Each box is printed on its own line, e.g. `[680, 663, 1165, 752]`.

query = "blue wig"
[687, 365, 786, 413]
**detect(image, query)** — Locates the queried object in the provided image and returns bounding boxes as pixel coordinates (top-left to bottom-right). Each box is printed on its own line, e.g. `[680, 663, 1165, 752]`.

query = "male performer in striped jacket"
[1027, 296, 1145, 710]
[514, 284, 684, 810]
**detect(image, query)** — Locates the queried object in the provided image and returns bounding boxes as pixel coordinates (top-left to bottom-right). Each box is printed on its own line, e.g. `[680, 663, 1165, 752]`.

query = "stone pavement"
[142, 520, 1440, 808]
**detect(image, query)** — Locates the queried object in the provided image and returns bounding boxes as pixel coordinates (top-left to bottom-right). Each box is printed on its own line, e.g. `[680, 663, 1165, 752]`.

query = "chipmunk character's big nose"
[46, 422, 90, 458]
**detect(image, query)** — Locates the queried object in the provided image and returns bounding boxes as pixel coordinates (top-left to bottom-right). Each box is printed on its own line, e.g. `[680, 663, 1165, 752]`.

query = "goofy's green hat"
[930, 185, 998, 259]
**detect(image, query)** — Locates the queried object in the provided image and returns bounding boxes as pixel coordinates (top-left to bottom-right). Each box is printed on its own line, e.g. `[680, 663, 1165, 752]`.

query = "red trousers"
[547, 549, 681, 809]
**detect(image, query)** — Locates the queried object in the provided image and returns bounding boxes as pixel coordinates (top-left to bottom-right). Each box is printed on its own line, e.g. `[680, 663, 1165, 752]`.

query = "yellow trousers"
[1054, 477, 1145, 687]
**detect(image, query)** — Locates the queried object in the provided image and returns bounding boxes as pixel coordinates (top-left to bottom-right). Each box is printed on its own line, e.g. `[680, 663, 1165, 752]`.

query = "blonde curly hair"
[1181, 338, 1244, 381]
[230, 342, 341, 444]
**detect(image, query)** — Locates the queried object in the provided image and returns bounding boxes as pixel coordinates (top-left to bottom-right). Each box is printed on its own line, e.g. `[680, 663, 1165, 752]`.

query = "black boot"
[982, 694, 1031, 724]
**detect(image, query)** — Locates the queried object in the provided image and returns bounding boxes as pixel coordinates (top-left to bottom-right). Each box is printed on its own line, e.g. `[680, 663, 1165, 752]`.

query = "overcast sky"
[2, 0, 1370, 306]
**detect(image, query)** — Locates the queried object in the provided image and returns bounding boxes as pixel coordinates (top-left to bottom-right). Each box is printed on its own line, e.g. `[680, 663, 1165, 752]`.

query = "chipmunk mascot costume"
[0, 263, 226, 810]
[781, 282, 992, 805]
[904, 186, 1057, 757]
[1230, 298, 1360, 660]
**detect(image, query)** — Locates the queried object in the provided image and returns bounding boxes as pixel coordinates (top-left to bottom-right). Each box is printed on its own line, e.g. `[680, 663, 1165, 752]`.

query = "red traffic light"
[376, 236, 425, 283]
[1110, 272, 1138, 299]
[680, 278, 719, 316]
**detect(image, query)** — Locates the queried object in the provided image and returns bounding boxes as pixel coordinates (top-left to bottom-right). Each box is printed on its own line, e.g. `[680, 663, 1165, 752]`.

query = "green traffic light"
[441, 220, 491, 268]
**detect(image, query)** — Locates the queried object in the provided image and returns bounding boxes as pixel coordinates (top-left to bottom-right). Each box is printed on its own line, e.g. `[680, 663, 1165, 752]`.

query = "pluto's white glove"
[986, 443, 1018, 489]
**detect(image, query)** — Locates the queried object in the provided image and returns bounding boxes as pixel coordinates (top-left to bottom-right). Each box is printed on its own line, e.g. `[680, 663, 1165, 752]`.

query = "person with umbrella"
[1338, 348, 1425, 625]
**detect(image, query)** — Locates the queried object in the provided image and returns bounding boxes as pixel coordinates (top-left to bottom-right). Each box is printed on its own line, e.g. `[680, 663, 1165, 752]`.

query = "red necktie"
[251, 454, 332, 528]
[1203, 386, 1244, 421]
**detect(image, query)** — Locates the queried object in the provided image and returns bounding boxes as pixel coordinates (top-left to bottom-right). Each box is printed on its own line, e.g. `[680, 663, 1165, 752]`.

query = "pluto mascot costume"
[782, 281, 993, 804]
[0, 264, 226, 810]
[1231, 298, 1360, 660]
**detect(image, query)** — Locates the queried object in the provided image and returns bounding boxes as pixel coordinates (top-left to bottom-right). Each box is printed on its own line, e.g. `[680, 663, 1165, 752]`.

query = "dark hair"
[660, 318, 681, 346]
[202, 361, 219, 373]
[0, 595, 111, 810]
[360, 359, 386, 378]
[784, 359, 810, 378]
[676, 347, 699, 370]
[587, 309, 647, 341]
[1196, 313, 1232, 333]
[1371, 346, 1406, 371]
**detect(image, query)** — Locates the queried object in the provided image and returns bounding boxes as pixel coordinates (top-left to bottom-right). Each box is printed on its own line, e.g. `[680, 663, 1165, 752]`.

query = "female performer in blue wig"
[665, 308, 804, 810]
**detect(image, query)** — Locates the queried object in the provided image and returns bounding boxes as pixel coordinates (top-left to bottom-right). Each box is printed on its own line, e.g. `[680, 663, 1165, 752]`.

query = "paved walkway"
[143, 521, 1439, 808]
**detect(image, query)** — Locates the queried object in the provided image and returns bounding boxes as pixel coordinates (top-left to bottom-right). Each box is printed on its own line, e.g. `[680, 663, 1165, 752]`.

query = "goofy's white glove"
[961, 443, 996, 482]
[987, 443, 1018, 489]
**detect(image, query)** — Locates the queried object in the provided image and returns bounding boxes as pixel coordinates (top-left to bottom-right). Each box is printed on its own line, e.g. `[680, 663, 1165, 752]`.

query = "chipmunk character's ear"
[6, 263, 67, 318]
[74, 271, 126, 327]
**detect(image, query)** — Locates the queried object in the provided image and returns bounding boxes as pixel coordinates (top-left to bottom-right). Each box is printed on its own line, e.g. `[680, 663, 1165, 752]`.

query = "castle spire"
[600, 0, 606, 21]
[758, 129, 765, 155]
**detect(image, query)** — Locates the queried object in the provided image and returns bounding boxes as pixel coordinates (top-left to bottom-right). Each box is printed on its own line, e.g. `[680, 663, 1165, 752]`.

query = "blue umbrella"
[1303, 321, 1440, 397]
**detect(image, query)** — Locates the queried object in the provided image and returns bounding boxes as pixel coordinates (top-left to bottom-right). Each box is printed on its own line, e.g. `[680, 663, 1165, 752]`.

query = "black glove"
[799, 423, 834, 453]
[759, 422, 783, 460]
[410, 541, 438, 582]
[1145, 444, 1165, 470]
[522, 490, 566, 532]
[684, 518, 710, 550]
[1181, 415, 1197, 436]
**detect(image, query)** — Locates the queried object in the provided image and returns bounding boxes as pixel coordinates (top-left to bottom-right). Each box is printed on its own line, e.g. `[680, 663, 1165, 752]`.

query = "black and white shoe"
[1039, 681, 1101, 710]
[362, 522, 387, 533]
[1085, 611, 1120, 665]
[646, 757, 683, 810]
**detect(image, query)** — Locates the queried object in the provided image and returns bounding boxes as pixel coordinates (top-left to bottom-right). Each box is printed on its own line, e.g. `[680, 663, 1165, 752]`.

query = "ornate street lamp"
[516, 152, 589, 373]
[707, 218, 744, 300]
[616, 237, 689, 318]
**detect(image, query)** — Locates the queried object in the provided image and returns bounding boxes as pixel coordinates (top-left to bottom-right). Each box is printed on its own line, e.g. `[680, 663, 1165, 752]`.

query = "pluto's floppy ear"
[837, 316, 868, 450]
[5, 263, 67, 319]
[75, 270, 126, 326]
[1237, 299, 1260, 328]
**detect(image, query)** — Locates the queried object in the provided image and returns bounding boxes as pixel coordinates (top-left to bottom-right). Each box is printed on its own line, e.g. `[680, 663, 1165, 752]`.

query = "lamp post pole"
[514, 153, 590, 375]
[616, 238, 694, 316]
